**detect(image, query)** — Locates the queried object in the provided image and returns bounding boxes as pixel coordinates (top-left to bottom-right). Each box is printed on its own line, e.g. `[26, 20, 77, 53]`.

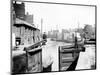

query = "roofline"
[13, 0, 96, 7]
[14, 18, 40, 30]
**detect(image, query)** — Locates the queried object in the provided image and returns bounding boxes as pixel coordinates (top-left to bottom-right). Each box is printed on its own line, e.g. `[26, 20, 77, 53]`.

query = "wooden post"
[41, 18, 43, 35]
[24, 48, 28, 73]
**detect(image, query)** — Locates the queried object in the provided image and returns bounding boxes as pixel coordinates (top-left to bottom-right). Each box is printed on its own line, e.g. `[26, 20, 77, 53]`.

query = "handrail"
[12, 40, 45, 57]
[24, 40, 45, 51]
[12, 40, 44, 73]
[24, 40, 44, 72]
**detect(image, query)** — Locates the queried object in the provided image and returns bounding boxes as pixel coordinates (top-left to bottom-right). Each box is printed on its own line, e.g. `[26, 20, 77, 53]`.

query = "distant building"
[62, 29, 69, 40]
[56, 33, 62, 40]
[25, 12, 33, 24]
[13, 2, 25, 20]
[47, 30, 59, 39]
[48, 31, 52, 38]
[53, 30, 59, 38]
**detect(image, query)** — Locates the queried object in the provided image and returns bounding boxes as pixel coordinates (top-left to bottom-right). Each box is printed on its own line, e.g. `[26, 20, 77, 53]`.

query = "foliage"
[83, 25, 95, 39]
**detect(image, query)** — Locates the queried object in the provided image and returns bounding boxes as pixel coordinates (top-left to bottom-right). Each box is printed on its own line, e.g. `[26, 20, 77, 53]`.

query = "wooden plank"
[61, 45, 75, 49]
[12, 50, 26, 57]
[28, 64, 39, 72]
[24, 40, 45, 51]
[27, 47, 42, 53]
[61, 62, 72, 67]
[61, 57, 74, 63]
[60, 48, 83, 53]
[60, 66, 69, 71]
[27, 49, 42, 72]
[12, 53, 27, 73]
[60, 53, 72, 58]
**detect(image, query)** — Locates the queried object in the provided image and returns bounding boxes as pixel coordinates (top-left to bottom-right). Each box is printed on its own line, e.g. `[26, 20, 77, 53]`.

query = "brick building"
[13, 1, 25, 20]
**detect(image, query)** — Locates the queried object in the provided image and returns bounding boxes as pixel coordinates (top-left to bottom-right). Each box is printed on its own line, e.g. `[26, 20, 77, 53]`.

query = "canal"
[76, 44, 96, 70]
[42, 38, 96, 71]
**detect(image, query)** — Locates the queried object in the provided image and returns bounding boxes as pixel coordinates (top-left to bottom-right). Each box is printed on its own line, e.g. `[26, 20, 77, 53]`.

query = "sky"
[24, 2, 95, 33]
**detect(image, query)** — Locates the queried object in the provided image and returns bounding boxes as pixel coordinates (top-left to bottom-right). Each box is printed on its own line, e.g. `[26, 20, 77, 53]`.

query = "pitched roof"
[15, 18, 40, 31]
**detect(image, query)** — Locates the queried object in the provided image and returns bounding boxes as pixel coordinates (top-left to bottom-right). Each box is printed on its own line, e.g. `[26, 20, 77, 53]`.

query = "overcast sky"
[24, 2, 95, 33]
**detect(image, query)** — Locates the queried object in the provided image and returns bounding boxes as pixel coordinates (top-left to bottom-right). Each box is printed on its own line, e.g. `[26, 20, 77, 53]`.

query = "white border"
[0, 0, 99, 75]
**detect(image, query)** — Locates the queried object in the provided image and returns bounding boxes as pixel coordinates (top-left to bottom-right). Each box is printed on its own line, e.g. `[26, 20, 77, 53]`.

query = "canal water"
[42, 38, 96, 71]
[76, 44, 96, 70]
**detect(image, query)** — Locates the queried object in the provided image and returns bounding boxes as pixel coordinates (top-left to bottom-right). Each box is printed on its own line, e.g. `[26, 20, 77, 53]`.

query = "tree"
[84, 24, 95, 39]
[84, 25, 93, 33]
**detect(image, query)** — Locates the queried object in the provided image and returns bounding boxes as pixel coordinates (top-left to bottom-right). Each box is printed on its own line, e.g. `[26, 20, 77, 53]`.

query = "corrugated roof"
[15, 18, 39, 30]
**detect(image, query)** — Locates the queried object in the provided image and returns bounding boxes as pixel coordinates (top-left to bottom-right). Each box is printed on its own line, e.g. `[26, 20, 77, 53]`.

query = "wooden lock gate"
[59, 44, 85, 71]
